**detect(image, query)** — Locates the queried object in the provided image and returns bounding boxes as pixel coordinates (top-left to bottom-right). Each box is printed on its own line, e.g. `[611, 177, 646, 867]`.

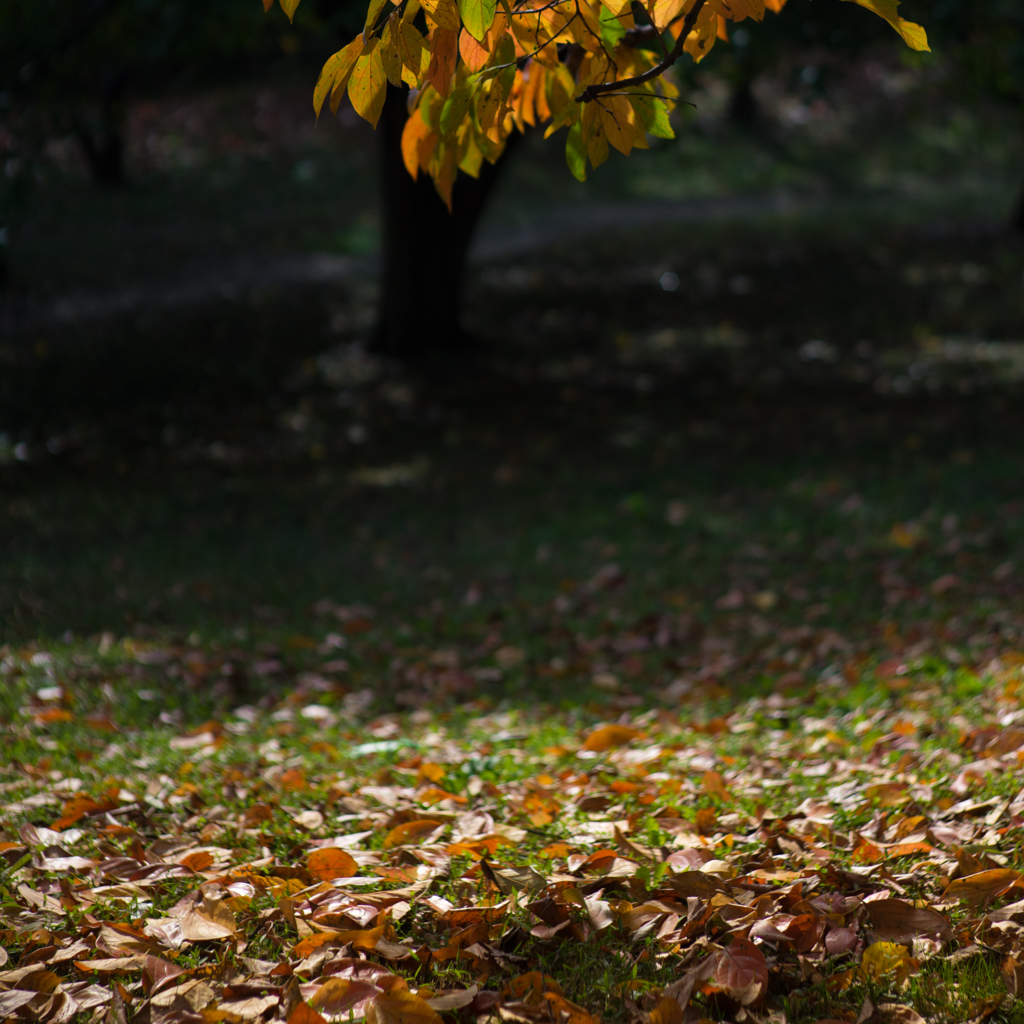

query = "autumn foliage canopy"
[267, 0, 928, 205]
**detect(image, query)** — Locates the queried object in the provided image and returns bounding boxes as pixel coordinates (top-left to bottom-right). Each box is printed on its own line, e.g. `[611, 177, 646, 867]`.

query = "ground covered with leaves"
[4, 429, 1024, 1024]
[4, 208, 1024, 1018]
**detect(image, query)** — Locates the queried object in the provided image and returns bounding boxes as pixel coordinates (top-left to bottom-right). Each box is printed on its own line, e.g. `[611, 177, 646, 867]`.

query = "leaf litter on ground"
[4, 598, 1024, 1023]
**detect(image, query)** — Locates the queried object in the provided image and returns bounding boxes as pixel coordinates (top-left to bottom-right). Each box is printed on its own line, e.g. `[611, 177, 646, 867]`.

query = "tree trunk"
[374, 84, 519, 357]
[75, 76, 127, 189]
[1013, 176, 1024, 234]
[727, 75, 757, 128]
[75, 122, 125, 188]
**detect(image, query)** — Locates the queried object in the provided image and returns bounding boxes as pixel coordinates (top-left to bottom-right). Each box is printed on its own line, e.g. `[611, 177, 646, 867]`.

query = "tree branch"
[577, 0, 707, 102]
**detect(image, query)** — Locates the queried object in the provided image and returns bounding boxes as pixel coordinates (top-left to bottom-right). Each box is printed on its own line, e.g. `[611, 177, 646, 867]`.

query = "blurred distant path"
[4, 191, 819, 332]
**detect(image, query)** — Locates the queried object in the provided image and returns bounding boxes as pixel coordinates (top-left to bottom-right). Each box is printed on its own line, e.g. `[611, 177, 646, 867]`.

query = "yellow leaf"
[598, 95, 635, 156]
[859, 941, 915, 983]
[348, 46, 388, 129]
[381, 14, 405, 87]
[420, 0, 461, 31]
[840, 0, 928, 50]
[365, 0, 389, 33]
[314, 38, 365, 120]
[279, 0, 301, 22]
[648, 0, 687, 31]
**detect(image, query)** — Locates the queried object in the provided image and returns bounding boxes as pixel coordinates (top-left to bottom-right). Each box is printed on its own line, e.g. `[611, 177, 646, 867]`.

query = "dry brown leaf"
[706, 937, 768, 1006]
[865, 898, 952, 941]
[310, 979, 384, 1021]
[944, 869, 1021, 906]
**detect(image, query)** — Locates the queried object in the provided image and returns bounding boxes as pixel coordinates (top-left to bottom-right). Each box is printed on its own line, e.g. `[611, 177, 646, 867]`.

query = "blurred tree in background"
[3, 0, 1022, 341]
[0, 0, 353, 188]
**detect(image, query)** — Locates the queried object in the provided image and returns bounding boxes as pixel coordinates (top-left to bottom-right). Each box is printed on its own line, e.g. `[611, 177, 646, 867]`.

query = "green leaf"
[458, 0, 497, 42]
[566, 121, 587, 182]
[279, 0, 301, 22]
[543, 97, 579, 139]
[630, 94, 674, 140]
[440, 84, 473, 137]
[599, 5, 627, 50]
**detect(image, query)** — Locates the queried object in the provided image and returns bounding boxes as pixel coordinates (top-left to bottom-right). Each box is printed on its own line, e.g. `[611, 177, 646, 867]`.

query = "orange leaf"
[694, 808, 717, 835]
[417, 762, 445, 784]
[424, 28, 459, 98]
[289, 1006, 328, 1024]
[295, 925, 384, 958]
[852, 838, 883, 864]
[279, 768, 307, 792]
[34, 708, 74, 725]
[581, 724, 643, 752]
[417, 786, 467, 806]
[382, 820, 443, 849]
[308, 848, 359, 881]
[294, 933, 343, 957]
[540, 843, 573, 858]
[541, 993, 597, 1024]
[504, 973, 563, 999]
[180, 851, 214, 872]
[887, 842, 932, 858]
[702, 771, 729, 800]
[53, 793, 106, 830]
[648, 996, 683, 1024]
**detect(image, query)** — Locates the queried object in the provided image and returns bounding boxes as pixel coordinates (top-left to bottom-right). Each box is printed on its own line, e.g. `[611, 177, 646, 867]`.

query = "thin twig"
[577, 0, 707, 102]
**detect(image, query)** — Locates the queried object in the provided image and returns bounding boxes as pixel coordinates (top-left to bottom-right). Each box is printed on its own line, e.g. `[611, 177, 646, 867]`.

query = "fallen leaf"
[307, 848, 359, 881]
[365, 989, 443, 1024]
[581, 725, 644, 752]
[382, 820, 444, 849]
[944, 869, 1021, 906]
